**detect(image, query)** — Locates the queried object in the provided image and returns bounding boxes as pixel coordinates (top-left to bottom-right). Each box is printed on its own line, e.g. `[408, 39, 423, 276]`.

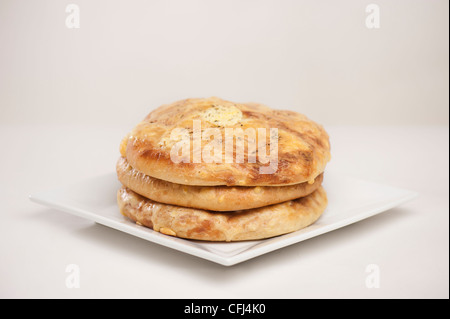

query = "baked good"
[120, 97, 331, 186]
[118, 186, 327, 242]
[116, 97, 330, 242]
[117, 156, 324, 211]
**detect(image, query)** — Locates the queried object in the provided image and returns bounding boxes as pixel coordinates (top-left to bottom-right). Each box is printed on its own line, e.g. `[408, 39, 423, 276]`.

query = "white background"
[1, 0, 448, 127]
[0, 0, 448, 299]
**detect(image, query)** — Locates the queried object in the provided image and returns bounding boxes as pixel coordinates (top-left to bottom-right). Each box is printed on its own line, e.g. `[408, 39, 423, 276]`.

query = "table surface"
[0, 124, 448, 299]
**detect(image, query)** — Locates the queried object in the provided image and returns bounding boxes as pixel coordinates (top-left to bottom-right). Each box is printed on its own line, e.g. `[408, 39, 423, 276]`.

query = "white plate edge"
[29, 183, 419, 267]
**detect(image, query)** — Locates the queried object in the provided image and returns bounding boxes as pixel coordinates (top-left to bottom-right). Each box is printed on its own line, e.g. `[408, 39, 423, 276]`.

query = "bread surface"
[117, 185, 328, 242]
[120, 97, 331, 186]
[117, 156, 324, 211]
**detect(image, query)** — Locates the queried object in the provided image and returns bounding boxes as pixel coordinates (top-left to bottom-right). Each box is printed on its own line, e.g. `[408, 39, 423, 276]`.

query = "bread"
[116, 97, 330, 242]
[116, 156, 324, 211]
[120, 97, 331, 186]
[118, 186, 327, 242]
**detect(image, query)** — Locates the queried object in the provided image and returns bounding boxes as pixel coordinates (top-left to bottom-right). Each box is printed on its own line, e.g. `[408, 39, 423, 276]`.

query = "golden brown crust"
[121, 97, 331, 186]
[117, 186, 328, 242]
[116, 156, 324, 211]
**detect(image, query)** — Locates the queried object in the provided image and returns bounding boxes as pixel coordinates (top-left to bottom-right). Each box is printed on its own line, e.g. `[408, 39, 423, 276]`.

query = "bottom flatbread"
[117, 186, 327, 242]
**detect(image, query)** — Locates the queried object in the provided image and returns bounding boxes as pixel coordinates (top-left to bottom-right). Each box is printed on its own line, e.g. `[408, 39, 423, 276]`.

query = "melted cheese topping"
[200, 104, 242, 127]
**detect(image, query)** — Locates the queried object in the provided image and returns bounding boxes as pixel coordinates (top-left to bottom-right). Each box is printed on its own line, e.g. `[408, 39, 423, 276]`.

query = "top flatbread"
[120, 97, 331, 186]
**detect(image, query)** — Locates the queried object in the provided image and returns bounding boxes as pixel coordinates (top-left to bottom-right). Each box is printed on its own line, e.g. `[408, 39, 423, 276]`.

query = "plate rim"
[29, 174, 418, 266]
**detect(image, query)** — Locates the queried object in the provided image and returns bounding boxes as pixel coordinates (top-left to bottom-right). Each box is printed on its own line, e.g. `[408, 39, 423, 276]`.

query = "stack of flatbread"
[116, 97, 331, 241]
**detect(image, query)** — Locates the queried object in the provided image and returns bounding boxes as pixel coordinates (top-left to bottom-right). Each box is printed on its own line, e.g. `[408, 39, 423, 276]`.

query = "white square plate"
[29, 171, 417, 266]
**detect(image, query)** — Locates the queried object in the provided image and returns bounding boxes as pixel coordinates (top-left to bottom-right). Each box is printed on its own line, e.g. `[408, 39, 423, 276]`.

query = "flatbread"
[120, 97, 331, 186]
[116, 156, 324, 211]
[117, 185, 328, 242]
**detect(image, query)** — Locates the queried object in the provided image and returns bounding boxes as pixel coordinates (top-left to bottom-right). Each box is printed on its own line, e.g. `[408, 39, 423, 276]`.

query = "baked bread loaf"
[116, 97, 330, 242]
[118, 186, 327, 242]
[117, 156, 324, 211]
[120, 97, 331, 186]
